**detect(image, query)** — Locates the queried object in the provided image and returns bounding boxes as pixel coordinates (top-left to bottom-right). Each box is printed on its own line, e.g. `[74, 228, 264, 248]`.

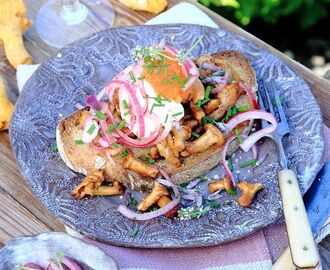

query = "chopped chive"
[164, 66, 168, 77]
[130, 227, 139, 238]
[192, 132, 200, 138]
[156, 94, 162, 104]
[121, 149, 129, 158]
[118, 120, 126, 130]
[144, 55, 152, 63]
[129, 71, 136, 82]
[124, 111, 130, 116]
[162, 97, 171, 102]
[52, 145, 58, 153]
[224, 107, 233, 121]
[179, 182, 189, 188]
[152, 206, 159, 211]
[142, 62, 154, 68]
[147, 68, 154, 74]
[172, 112, 183, 117]
[199, 174, 208, 182]
[202, 117, 207, 126]
[107, 124, 118, 133]
[239, 159, 257, 168]
[172, 72, 177, 79]
[146, 158, 156, 164]
[122, 100, 129, 109]
[237, 105, 249, 112]
[154, 103, 165, 107]
[164, 114, 169, 123]
[234, 129, 244, 144]
[137, 76, 145, 80]
[157, 65, 162, 75]
[200, 98, 210, 106]
[204, 116, 217, 125]
[129, 197, 137, 207]
[197, 99, 202, 108]
[75, 140, 84, 145]
[226, 201, 233, 206]
[176, 76, 184, 88]
[183, 75, 192, 85]
[205, 85, 212, 99]
[272, 95, 284, 105]
[226, 188, 238, 196]
[227, 157, 234, 172]
[161, 78, 172, 85]
[150, 103, 155, 114]
[111, 143, 119, 149]
[232, 107, 238, 116]
[87, 123, 96, 135]
[185, 35, 204, 56]
[209, 201, 221, 208]
[95, 110, 107, 120]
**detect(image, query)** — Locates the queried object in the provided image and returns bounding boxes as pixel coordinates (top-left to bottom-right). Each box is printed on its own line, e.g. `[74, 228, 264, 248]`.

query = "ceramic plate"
[10, 24, 324, 247]
[0, 232, 117, 269]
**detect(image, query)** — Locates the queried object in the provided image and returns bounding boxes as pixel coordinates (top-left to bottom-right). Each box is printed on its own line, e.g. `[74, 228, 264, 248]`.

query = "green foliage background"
[198, 0, 330, 28]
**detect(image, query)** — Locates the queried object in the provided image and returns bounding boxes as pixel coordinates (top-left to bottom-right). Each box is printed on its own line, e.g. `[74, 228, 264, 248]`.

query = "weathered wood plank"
[0, 186, 51, 243]
[0, 132, 65, 232]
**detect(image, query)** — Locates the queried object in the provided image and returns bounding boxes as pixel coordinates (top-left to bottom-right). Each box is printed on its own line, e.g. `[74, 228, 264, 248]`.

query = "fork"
[259, 80, 319, 269]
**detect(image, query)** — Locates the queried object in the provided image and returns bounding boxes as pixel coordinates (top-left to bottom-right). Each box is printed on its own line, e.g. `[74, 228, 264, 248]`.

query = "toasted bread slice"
[57, 50, 257, 192]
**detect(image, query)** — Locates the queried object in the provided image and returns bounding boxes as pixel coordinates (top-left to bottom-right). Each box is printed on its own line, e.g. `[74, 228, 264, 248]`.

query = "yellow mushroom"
[0, 0, 33, 68]
[208, 175, 233, 193]
[237, 180, 264, 207]
[137, 182, 169, 212]
[186, 124, 225, 154]
[0, 77, 14, 131]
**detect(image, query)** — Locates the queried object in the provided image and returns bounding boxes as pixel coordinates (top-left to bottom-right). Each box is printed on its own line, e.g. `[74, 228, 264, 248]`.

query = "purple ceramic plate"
[10, 24, 324, 247]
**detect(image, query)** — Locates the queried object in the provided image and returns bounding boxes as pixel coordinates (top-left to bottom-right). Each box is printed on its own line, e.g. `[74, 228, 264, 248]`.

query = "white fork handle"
[278, 169, 319, 268]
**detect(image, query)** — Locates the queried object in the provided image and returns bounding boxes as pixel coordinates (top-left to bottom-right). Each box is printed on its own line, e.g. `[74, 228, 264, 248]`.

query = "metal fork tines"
[258, 80, 289, 169]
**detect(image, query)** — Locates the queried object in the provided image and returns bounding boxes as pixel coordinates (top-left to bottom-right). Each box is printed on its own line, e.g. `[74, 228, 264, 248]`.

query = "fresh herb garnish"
[129, 70, 136, 82]
[111, 143, 119, 149]
[227, 157, 234, 172]
[199, 174, 208, 182]
[122, 100, 129, 109]
[176, 76, 185, 88]
[95, 110, 107, 120]
[107, 123, 118, 133]
[161, 78, 172, 85]
[130, 227, 140, 237]
[146, 158, 156, 164]
[172, 112, 183, 117]
[239, 159, 257, 168]
[87, 123, 96, 135]
[183, 75, 192, 85]
[205, 85, 212, 99]
[75, 139, 84, 145]
[164, 114, 169, 123]
[124, 111, 130, 116]
[237, 105, 249, 112]
[137, 76, 145, 80]
[226, 188, 238, 196]
[178, 205, 210, 220]
[202, 116, 217, 126]
[117, 119, 126, 130]
[209, 201, 221, 208]
[234, 129, 244, 144]
[121, 149, 129, 158]
[192, 132, 200, 138]
[129, 197, 137, 207]
[53, 145, 58, 153]
[272, 95, 284, 105]
[154, 103, 165, 107]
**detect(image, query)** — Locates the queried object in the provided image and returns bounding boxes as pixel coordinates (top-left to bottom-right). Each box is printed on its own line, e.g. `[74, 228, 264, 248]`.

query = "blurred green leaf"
[198, 0, 330, 28]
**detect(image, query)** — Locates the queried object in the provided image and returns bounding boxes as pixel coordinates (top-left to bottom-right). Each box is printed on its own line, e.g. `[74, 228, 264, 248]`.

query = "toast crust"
[57, 50, 257, 192]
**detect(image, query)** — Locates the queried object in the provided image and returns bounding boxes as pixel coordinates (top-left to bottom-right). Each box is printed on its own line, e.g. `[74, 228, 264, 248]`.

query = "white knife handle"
[272, 247, 320, 270]
[278, 169, 319, 268]
[271, 247, 295, 270]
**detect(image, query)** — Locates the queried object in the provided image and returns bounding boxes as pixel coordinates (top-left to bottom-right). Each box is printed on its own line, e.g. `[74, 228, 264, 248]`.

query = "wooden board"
[0, 0, 329, 247]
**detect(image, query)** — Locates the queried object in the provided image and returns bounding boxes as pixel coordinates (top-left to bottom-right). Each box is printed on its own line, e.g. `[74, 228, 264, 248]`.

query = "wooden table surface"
[0, 0, 329, 248]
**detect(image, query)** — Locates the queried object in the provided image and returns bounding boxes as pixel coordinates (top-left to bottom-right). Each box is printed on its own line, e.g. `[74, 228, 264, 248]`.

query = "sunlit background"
[199, 0, 330, 77]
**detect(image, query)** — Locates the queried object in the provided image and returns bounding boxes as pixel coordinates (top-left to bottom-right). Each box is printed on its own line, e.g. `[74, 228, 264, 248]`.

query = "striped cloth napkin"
[17, 2, 330, 269]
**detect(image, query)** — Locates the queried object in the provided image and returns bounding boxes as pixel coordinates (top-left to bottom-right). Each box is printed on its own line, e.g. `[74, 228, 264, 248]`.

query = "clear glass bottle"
[35, 0, 115, 48]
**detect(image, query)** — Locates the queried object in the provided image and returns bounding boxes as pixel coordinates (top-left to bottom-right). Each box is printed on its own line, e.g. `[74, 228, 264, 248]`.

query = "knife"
[272, 159, 330, 269]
